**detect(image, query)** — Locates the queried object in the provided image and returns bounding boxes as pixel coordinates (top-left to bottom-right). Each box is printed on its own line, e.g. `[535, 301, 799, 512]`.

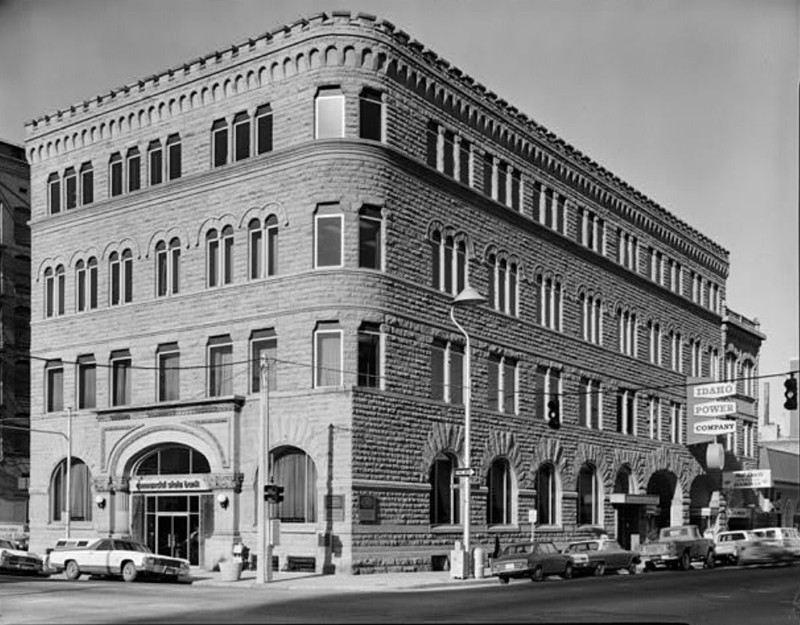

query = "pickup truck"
[640, 525, 715, 571]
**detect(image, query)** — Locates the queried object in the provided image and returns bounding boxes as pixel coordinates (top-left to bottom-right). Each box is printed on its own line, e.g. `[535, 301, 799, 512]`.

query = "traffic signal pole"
[256, 355, 272, 584]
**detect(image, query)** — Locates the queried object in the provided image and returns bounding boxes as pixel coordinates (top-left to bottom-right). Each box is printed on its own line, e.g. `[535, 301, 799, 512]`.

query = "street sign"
[693, 419, 737, 435]
[692, 381, 736, 399]
[453, 467, 475, 478]
[692, 401, 737, 417]
[727, 508, 750, 518]
[722, 470, 772, 489]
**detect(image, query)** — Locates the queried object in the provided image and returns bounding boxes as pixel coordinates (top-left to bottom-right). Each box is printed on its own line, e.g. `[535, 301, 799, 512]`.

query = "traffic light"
[275, 485, 284, 504]
[547, 399, 561, 430]
[264, 484, 285, 503]
[784, 375, 798, 411]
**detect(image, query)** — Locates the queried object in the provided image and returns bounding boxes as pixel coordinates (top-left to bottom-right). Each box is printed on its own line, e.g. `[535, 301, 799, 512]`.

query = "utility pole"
[66, 406, 72, 538]
[256, 355, 272, 584]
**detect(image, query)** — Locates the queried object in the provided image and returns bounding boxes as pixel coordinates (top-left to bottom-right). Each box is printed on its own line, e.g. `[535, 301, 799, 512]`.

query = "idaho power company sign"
[686, 379, 738, 444]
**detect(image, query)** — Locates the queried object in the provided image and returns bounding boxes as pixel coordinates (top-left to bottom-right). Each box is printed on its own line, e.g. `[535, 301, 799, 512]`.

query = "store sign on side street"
[722, 470, 772, 489]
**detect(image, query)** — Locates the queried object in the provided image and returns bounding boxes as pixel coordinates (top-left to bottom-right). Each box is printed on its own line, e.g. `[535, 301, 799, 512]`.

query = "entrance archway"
[689, 474, 718, 534]
[646, 470, 682, 535]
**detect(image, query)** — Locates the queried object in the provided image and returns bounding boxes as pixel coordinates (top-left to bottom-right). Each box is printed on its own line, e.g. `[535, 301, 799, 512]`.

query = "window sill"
[487, 525, 519, 532]
[431, 524, 462, 533]
[535, 524, 563, 531]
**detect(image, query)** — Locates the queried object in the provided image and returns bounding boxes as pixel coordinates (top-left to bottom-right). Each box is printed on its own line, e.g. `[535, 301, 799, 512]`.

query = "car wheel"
[563, 563, 573, 580]
[704, 551, 715, 569]
[64, 560, 81, 580]
[627, 561, 638, 575]
[729, 554, 739, 566]
[680, 551, 691, 571]
[498, 575, 509, 585]
[122, 561, 138, 583]
[531, 566, 544, 582]
[594, 562, 606, 577]
[644, 561, 656, 572]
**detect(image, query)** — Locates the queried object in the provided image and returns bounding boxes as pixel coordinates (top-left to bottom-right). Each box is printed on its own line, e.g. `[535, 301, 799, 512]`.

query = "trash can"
[474, 546, 485, 579]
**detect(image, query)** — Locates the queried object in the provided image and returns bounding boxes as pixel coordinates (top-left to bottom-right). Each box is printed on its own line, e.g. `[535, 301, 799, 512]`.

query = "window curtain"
[273, 451, 316, 523]
[317, 332, 341, 387]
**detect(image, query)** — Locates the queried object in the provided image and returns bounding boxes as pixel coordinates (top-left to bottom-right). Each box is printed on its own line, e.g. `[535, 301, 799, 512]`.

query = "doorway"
[144, 494, 201, 565]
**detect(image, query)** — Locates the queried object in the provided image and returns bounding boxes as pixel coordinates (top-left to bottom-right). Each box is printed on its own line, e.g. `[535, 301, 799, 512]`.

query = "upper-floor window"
[430, 231, 467, 296]
[428, 122, 472, 186]
[109, 249, 133, 305]
[157, 343, 180, 402]
[233, 112, 250, 162]
[617, 309, 637, 357]
[578, 208, 605, 254]
[148, 140, 163, 186]
[483, 153, 522, 210]
[537, 276, 562, 331]
[487, 355, 517, 413]
[206, 226, 234, 287]
[579, 378, 602, 429]
[359, 88, 383, 141]
[357, 322, 382, 388]
[358, 206, 382, 270]
[208, 336, 233, 397]
[248, 216, 278, 279]
[670, 402, 683, 444]
[75, 257, 98, 312]
[617, 229, 638, 271]
[250, 329, 277, 393]
[616, 388, 636, 435]
[109, 153, 123, 197]
[126, 148, 141, 193]
[314, 322, 342, 388]
[48, 173, 61, 214]
[212, 119, 228, 167]
[689, 339, 701, 377]
[156, 238, 181, 297]
[44, 265, 65, 318]
[579, 293, 602, 345]
[166, 134, 182, 180]
[256, 104, 273, 155]
[487, 255, 518, 317]
[431, 340, 463, 404]
[649, 396, 662, 440]
[45, 360, 63, 412]
[487, 458, 513, 525]
[742, 360, 755, 397]
[77, 354, 96, 410]
[315, 87, 344, 139]
[110, 350, 132, 407]
[535, 366, 561, 424]
[533, 184, 566, 233]
[80, 162, 94, 206]
[64, 167, 77, 209]
[315, 204, 343, 269]
[648, 321, 662, 366]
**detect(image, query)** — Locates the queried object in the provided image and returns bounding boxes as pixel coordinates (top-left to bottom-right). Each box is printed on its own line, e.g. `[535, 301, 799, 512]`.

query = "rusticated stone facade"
[25, 12, 757, 574]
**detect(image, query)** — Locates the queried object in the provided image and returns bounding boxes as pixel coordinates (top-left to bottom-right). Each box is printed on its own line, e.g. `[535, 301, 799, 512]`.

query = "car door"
[604, 541, 625, 568]
[541, 542, 562, 574]
[107, 540, 131, 576]
[84, 539, 113, 574]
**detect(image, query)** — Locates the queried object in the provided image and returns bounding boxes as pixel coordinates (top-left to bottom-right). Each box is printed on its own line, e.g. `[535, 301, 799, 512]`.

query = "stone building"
[24, 12, 761, 573]
[0, 139, 31, 537]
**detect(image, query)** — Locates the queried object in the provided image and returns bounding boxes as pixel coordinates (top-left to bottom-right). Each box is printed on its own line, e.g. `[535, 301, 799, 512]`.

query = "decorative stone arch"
[35, 255, 69, 282]
[238, 201, 290, 230]
[195, 214, 239, 247]
[68, 247, 101, 268]
[296, 52, 307, 74]
[532, 437, 570, 488]
[308, 48, 321, 69]
[100, 237, 142, 261]
[418, 422, 463, 480]
[573, 442, 612, 491]
[144, 226, 192, 258]
[324, 45, 340, 66]
[477, 431, 528, 486]
[267, 414, 329, 476]
[611, 449, 646, 494]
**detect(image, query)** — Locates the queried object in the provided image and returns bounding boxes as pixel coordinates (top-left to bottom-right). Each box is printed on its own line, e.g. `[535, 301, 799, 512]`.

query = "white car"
[714, 530, 756, 565]
[46, 537, 190, 582]
[0, 539, 46, 575]
[751, 527, 800, 558]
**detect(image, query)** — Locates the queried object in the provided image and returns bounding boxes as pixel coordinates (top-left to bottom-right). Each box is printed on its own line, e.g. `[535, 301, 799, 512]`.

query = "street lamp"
[449, 284, 485, 575]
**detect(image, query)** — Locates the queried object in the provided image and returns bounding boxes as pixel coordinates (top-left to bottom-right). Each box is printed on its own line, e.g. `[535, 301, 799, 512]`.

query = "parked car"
[563, 538, 640, 575]
[640, 525, 715, 571]
[45, 537, 190, 582]
[738, 537, 796, 566]
[714, 530, 756, 565]
[491, 541, 582, 583]
[751, 527, 800, 558]
[0, 539, 46, 575]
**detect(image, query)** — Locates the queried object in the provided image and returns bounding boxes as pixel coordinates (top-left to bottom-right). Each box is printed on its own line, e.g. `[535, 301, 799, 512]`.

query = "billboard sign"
[692, 401, 737, 418]
[692, 381, 736, 400]
[722, 470, 772, 489]
[686, 377, 739, 445]
[693, 419, 737, 436]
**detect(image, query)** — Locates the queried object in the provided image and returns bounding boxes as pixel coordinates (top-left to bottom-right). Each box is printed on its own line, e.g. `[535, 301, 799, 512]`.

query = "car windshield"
[0, 539, 15, 549]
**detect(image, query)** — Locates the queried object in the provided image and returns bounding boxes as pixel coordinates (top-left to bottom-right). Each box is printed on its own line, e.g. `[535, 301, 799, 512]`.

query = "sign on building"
[722, 470, 772, 489]
[686, 378, 739, 445]
[693, 419, 737, 436]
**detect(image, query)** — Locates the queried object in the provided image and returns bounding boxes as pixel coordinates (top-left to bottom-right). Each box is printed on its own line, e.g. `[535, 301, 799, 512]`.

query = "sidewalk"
[190, 567, 500, 593]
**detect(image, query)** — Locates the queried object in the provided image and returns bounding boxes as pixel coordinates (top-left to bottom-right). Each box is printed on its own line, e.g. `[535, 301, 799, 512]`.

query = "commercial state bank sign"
[686, 378, 738, 445]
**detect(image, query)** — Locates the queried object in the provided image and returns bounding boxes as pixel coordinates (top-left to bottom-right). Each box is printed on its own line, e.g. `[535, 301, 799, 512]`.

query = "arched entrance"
[646, 470, 682, 536]
[129, 444, 212, 566]
[689, 474, 719, 534]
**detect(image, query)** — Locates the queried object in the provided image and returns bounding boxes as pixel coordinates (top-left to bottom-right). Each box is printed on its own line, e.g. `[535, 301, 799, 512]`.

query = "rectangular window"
[127, 151, 140, 192]
[111, 352, 131, 407]
[315, 325, 342, 387]
[426, 122, 439, 168]
[459, 139, 471, 186]
[158, 345, 180, 402]
[77, 356, 96, 410]
[511, 170, 521, 211]
[358, 207, 382, 270]
[250, 330, 277, 393]
[496, 162, 507, 205]
[49, 175, 61, 214]
[442, 130, 455, 177]
[256, 105, 273, 155]
[431, 342, 446, 401]
[449, 347, 464, 405]
[207, 236, 219, 288]
[167, 134, 182, 180]
[110, 155, 123, 197]
[315, 87, 345, 139]
[212, 120, 228, 167]
[208, 338, 233, 397]
[148, 142, 163, 186]
[80, 164, 94, 205]
[46, 361, 64, 413]
[359, 89, 382, 141]
[64, 169, 77, 209]
[487, 357, 500, 412]
[233, 114, 250, 161]
[357, 324, 381, 388]
[315, 206, 343, 268]
[483, 153, 493, 197]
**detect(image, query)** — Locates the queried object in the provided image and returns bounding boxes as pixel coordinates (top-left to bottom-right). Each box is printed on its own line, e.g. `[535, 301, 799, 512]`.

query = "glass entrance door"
[143, 494, 201, 565]
[157, 514, 189, 560]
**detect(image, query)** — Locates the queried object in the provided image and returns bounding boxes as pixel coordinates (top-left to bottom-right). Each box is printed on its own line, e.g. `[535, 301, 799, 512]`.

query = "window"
[50, 458, 92, 522]
[208, 336, 233, 397]
[48, 172, 61, 214]
[690, 339, 701, 377]
[616, 389, 636, 435]
[617, 309, 637, 357]
[45, 360, 63, 412]
[250, 329, 277, 393]
[109, 153, 123, 197]
[579, 293, 603, 345]
[44, 266, 64, 318]
[430, 453, 460, 524]
[357, 323, 381, 388]
[148, 140, 163, 186]
[109, 249, 133, 305]
[77, 355, 96, 410]
[166, 134, 181, 180]
[272, 447, 317, 523]
[538, 276, 562, 331]
[111, 350, 131, 406]
[315, 205, 343, 268]
[648, 322, 662, 365]
[157, 343, 180, 402]
[536, 463, 559, 525]
[487, 255, 518, 316]
[212, 119, 228, 167]
[359, 88, 383, 141]
[233, 112, 250, 161]
[577, 464, 601, 526]
[358, 206, 382, 270]
[248, 216, 278, 279]
[579, 208, 605, 253]
[431, 340, 464, 404]
[430, 231, 467, 296]
[64, 168, 77, 209]
[206, 227, 234, 287]
[80, 162, 94, 205]
[487, 355, 517, 413]
[617, 229, 638, 271]
[136, 445, 210, 475]
[742, 360, 755, 397]
[539, 188, 565, 233]
[126, 148, 140, 193]
[315, 87, 344, 139]
[314, 323, 342, 388]
[156, 238, 181, 296]
[76, 257, 97, 312]
[649, 396, 661, 440]
[579, 378, 603, 429]
[487, 458, 513, 525]
[255, 104, 273, 155]
[482, 153, 522, 209]
[670, 402, 682, 443]
[535, 366, 562, 423]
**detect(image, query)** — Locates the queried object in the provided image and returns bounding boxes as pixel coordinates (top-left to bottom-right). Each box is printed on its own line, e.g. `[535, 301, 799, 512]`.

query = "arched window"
[44, 267, 54, 318]
[50, 458, 92, 522]
[272, 447, 317, 523]
[248, 216, 278, 279]
[429, 452, 460, 525]
[577, 463, 602, 526]
[487, 458, 513, 525]
[536, 463, 559, 526]
[207, 227, 234, 288]
[134, 445, 211, 475]
[156, 238, 181, 296]
[430, 230, 467, 295]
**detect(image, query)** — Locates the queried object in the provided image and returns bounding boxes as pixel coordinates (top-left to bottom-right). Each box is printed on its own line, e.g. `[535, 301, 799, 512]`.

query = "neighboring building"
[0, 139, 32, 539]
[759, 438, 800, 529]
[24, 13, 760, 573]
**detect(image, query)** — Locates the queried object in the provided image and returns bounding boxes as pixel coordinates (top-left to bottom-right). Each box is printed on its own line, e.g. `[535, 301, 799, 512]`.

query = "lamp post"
[449, 284, 486, 574]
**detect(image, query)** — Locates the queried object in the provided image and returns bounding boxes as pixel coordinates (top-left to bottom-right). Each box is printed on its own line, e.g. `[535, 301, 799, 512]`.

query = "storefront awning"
[609, 493, 660, 505]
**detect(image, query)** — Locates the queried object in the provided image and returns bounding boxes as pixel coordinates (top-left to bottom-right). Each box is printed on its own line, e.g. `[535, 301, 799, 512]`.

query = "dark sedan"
[491, 541, 579, 583]
[563, 538, 640, 576]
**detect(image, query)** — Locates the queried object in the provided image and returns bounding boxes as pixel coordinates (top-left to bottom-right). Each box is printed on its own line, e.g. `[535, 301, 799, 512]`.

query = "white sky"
[1, 0, 797, 429]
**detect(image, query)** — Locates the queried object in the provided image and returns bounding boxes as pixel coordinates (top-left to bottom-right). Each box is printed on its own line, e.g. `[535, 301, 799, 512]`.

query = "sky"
[1, 0, 798, 431]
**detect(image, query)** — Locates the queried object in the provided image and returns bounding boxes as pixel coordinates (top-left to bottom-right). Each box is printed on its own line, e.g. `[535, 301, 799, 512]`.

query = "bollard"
[474, 546, 485, 579]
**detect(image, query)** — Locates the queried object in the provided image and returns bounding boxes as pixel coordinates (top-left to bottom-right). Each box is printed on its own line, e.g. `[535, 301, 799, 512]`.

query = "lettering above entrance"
[132, 475, 210, 492]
